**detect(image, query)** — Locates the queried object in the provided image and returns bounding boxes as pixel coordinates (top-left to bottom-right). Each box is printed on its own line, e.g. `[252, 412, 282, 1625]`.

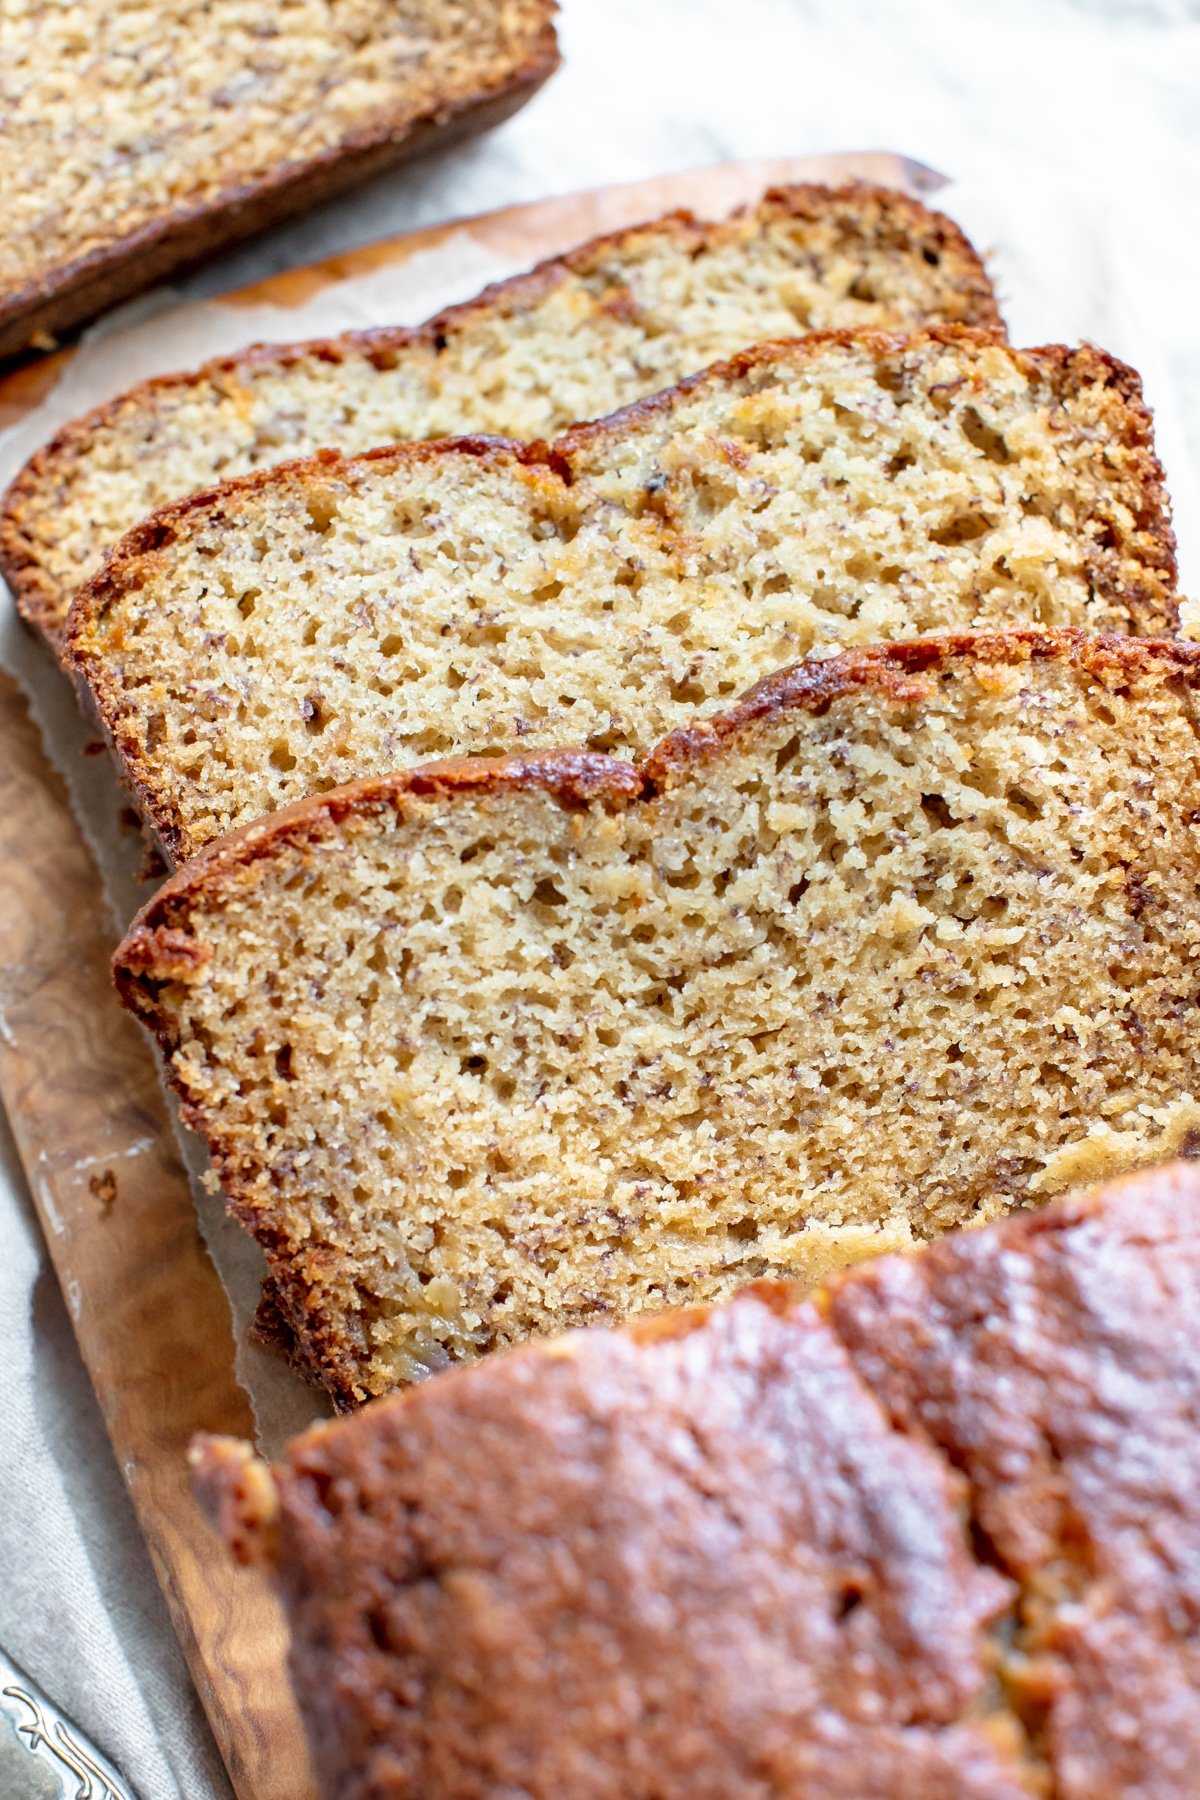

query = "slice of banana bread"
[193, 1161, 1200, 1800]
[0, 0, 559, 365]
[2, 182, 1001, 647]
[115, 632, 1200, 1405]
[72, 330, 1175, 864]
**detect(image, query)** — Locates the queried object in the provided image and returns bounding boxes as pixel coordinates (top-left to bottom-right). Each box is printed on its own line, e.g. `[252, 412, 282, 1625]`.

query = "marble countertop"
[2, 1, 1198, 1795]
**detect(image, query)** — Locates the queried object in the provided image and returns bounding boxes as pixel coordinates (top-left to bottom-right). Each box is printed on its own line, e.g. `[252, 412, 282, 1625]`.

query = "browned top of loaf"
[194, 1161, 1200, 1800]
[203, 1299, 1025, 1800]
[0, 0, 559, 358]
[1, 181, 999, 644]
[829, 1162, 1200, 1800]
[115, 628, 1200, 933]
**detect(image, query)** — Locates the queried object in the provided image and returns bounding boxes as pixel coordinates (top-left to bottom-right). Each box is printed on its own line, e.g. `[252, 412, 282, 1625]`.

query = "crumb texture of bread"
[71, 331, 1175, 862]
[196, 1163, 1200, 1800]
[0, 0, 558, 358]
[115, 634, 1200, 1404]
[2, 183, 1000, 641]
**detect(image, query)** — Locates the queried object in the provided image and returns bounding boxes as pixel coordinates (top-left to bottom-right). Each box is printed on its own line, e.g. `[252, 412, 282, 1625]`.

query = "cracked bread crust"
[828, 1160, 1200, 1800]
[198, 1290, 1034, 1800]
[0, 1, 560, 366]
[116, 631, 1200, 1405]
[192, 1163, 1200, 1800]
[70, 329, 1178, 866]
[2, 182, 999, 645]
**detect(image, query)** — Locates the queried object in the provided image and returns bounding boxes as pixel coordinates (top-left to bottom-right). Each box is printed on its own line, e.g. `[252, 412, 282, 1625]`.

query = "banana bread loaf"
[193, 1160, 1200, 1800]
[116, 632, 1200, 1405]
[0, 0, 559, 364]
[73, 330, 1175, 864]
[1, 182, 1000, 647]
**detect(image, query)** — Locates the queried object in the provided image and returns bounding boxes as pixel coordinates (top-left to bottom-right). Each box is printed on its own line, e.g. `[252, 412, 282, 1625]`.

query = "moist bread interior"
[116, 635, 1200, 1403]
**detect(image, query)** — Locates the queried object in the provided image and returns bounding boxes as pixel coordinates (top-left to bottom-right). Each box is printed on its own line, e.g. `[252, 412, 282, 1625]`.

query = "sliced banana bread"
[193, 1161, 1200, 1800]
[0, 0, 559, 365]
[2, 182, 1001, 646]
[116, 632, 1200, 1405]
[73, 331, 1175, 864]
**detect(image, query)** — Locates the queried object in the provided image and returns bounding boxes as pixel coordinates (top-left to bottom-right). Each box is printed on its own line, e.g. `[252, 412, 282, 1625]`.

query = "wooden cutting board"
[0, 151, 938, 1800]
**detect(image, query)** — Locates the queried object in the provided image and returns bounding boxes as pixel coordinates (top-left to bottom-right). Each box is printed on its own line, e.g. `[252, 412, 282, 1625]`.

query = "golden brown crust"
[2, 182, 998, 646]
[0, 15, 560, 369]
[826, 1159, 1200, 1797]
[193, 1164, 1200, 1800]
[232, 1283, 1031, 1799]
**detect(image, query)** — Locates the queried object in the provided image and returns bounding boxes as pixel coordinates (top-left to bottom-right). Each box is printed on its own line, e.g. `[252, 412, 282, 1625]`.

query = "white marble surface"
[2, 1, 1200, 1796]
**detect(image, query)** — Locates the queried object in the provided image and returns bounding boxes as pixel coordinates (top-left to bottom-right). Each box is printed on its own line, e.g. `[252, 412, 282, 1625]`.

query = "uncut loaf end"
[1, 181, 1001, 646]
[72, 329, 1176, 865]
[117, 632, 1200, 1406]
[193, 1162, 1200, 1800]
[0, 0, 559, 364]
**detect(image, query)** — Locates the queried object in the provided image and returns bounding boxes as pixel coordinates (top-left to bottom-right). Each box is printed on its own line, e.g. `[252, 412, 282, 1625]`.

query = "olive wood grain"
[0, 671, 316, 1800]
